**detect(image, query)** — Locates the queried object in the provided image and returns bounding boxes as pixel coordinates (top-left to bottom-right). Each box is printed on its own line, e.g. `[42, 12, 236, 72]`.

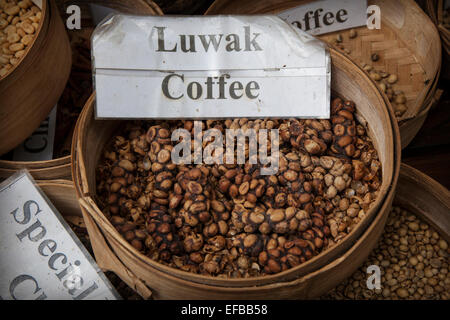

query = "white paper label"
[278, 0, 368, 36]
[93, 15, 330, 119]
[0, 172, 120, 300]
[12, 106, 57, 161]
[31, 0, 42, 10]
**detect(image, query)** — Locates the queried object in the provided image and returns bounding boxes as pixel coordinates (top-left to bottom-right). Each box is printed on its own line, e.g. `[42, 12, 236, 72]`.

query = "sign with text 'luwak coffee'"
[93, 15, 330, 119]
[278, 0, 368, 36]
[0, 171, 120, 300]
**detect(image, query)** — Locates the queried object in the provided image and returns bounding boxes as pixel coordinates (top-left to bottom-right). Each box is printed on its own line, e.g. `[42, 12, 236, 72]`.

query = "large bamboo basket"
[71, 48, 401, 299]
[0, 0, 71, 156]
[205, 0, 442, 149]
[0, 0, 163, 181]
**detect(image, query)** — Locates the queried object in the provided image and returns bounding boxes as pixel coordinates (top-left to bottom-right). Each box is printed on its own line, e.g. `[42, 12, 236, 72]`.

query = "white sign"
[12, 106, 57, 161]
[278, 0, 368, 36]
[93, 15, 330, 119]
[0, 171, 120, 300]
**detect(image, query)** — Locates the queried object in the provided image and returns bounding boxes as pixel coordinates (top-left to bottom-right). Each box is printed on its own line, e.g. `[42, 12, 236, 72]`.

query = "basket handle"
[78, 196, 153, 299]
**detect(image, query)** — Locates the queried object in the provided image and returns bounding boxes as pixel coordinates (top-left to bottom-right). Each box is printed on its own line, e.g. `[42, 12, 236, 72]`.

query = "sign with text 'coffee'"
[278, 0, 368, 36]
[0, 171, 120, 300]
[93, 15, 330, 119]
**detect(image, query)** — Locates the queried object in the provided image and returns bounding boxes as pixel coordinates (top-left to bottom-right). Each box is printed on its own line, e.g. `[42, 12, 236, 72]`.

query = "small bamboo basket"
[394, 164, 450, 243]
[0, 0, 72, 156]
[0, 0, 163, 181]
[205, 0, 442, 148]
[72, 49, 401, 299]
[0, 157, 72, 180]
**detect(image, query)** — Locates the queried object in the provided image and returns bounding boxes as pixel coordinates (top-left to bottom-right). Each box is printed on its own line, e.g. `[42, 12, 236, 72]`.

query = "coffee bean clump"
[96, 98, 382, 278]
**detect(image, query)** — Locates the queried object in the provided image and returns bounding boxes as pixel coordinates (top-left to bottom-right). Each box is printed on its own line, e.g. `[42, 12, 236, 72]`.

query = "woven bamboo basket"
[71, 48, 401, 299]
[0, 0, 71, 156]
[205, 0, 442, 148]
[0, 0, 163, 181]
[394, 163, 450, 243]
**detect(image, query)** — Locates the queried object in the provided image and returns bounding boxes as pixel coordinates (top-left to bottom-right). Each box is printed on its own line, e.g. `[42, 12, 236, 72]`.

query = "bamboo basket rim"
[0, 155, 71, 168]
[72, 48, 399, 288]
[205, 0, 442, 124]
[37, 179, 76, 187]
[394, 163, 450, 242]
[0, 0, 48, 80]
[0, 162, 71, 175]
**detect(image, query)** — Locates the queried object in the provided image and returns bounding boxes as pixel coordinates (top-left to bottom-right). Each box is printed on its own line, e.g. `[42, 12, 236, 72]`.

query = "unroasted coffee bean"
[323, 206, 450, 300]
[0, 0, 41, 77]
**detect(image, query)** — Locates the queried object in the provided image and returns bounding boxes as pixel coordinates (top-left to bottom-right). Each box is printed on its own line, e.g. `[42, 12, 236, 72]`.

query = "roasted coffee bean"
[96, 97, 381, 278]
